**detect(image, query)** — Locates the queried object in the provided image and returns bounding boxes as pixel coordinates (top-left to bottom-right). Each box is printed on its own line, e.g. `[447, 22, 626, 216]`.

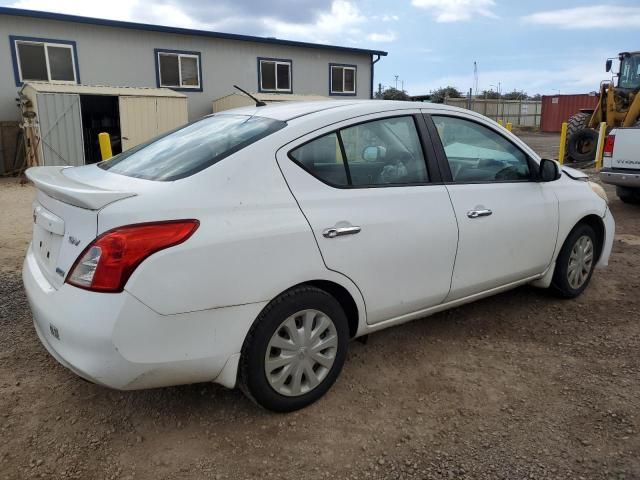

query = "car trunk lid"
[26, 166, 137, 289]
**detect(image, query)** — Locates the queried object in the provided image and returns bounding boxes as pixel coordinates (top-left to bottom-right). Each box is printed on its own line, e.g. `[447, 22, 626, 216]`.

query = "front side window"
[259, 58, 292, 92]
[99, 114, 286, 181]
[432, 116, 530, 183]
[290, 116, 428, 187]
[12, 37, 78, 84]
[330, 64, 356, 95]
[156, 50, 201, 89]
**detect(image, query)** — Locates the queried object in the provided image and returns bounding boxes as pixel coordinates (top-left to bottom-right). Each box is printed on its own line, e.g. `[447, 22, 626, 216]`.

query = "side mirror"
[539, 158, 561, 182]
[606, 59, 613, 72]
[362, 146, 380, 161]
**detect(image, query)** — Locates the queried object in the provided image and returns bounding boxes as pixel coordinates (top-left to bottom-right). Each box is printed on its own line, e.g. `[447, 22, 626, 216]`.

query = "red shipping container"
[540, 94, 599, 132]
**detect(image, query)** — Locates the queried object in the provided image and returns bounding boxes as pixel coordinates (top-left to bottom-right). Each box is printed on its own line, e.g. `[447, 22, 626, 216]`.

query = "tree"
[430, 86, 462, 103]
[377, 87, 411, 101]
[502, 90, 531, 100]
[530, 93, 542, 100]
[480, 89, 500, 99]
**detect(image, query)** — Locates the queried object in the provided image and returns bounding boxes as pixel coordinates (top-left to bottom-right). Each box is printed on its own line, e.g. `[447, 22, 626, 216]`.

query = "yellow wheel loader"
[566, 51, 640, 164]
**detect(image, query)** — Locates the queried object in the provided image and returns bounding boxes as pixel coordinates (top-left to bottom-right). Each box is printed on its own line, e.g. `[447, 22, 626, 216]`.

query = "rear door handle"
[322, 226, 361, 238]
[467, 209, 492, 219]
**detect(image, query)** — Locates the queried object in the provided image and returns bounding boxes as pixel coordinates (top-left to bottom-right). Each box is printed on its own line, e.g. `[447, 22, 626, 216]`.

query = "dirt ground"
[1, 133, 639, 480]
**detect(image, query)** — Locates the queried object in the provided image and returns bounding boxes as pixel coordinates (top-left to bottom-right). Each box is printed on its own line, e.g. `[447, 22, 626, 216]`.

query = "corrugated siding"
[212, 95, 254, 113]
[36, 93, 84, 167]
[119, 97, 157, 150]
[119, 96, 188, 150]
[443, 98, 542, 127]
[540, 94, 599, 132]
[156, 97, 188, 133]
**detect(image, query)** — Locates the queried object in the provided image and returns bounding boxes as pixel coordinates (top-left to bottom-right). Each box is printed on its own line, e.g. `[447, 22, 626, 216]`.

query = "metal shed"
[212, 92, 329, 113]
[19, 83, 188, 168]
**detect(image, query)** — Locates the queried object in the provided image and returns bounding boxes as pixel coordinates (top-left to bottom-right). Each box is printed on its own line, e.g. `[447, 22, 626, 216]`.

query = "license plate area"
[31, 202, 65, 285]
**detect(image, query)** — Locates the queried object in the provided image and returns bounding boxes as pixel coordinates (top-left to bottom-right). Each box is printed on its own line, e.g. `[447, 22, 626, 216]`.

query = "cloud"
[522, 5, 640, 29]
[9, 0, 386, 46]
[262, 0, 366, 44]
[411, 0, 497, 22]
[366, 31, 397, 43]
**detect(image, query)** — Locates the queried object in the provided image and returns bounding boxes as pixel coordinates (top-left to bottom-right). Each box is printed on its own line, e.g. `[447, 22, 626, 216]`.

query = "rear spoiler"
[26, 166, 136, 210]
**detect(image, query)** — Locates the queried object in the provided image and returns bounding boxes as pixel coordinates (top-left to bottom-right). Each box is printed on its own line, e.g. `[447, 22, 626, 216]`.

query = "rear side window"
[289, 116, 428, 187]
[99, 115, 286, 181]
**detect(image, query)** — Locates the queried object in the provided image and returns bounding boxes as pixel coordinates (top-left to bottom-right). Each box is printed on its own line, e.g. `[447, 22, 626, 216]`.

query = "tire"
[616, 186, 640, 204]
[238, 286, 349, 412]
[550, 224, 598, 298]
[566, 113, 598, 164]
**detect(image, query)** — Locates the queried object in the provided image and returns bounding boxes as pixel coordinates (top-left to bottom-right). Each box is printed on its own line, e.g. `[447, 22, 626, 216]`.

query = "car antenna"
[233, 85, 266, 107]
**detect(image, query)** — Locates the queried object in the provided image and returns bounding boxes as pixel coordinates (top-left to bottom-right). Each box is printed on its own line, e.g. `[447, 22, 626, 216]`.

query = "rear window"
[98, 114, 286, 181]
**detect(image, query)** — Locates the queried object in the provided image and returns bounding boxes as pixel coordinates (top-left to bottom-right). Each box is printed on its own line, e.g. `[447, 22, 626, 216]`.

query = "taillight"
[67, 220, 199, 293]
[603, 134, 615, 157]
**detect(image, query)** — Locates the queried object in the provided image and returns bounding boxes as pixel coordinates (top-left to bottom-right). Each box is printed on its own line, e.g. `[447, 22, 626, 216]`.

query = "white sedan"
[23, 100, 614, 412]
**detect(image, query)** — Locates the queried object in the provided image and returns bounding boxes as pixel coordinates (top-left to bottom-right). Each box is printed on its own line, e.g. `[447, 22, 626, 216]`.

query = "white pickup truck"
[600, 127, 640, 203]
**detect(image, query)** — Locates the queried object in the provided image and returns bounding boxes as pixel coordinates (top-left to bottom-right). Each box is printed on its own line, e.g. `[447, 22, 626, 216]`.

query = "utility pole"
[394, 75, 399, 89]
[473, 61, 478, 97]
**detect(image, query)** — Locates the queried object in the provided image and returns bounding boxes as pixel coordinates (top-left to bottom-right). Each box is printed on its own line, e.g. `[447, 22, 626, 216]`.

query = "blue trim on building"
[328, 63, 357, 97]
[154, 48, 203, 92]
[257, 57, 293, 94]
[9, 35, 80, 86]
[0, 7, 387, 57]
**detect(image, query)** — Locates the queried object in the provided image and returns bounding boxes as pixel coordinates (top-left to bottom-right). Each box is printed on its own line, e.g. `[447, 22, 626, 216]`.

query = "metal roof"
[0, 7, 388, 57]
[20, 82, 187, 98]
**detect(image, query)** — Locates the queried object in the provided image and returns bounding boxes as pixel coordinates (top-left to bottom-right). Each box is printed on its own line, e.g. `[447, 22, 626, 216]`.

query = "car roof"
[220, 100, 469, 122]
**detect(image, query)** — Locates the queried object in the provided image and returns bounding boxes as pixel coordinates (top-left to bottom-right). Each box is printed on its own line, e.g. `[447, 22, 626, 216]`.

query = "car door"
[424, 112, 559, 301]
[276, 112, 459, 325]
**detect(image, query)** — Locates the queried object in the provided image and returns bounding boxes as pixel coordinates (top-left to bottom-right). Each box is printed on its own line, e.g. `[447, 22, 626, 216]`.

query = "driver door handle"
[322, 226, 361, 238]
[467, 209, 492, 219]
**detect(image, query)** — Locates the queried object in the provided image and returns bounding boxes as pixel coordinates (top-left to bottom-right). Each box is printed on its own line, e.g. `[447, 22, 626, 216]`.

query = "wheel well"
[575, 214, 605, 262]
[305, 280, 359, 338]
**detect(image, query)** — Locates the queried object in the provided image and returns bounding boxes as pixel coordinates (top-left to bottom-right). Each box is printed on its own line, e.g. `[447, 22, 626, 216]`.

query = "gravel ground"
[1, 134, 639, 479]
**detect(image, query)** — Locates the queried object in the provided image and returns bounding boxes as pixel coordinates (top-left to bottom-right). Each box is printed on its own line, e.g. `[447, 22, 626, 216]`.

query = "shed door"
[119, 96, 188, 151]
[36, 93, 84, 167]
[118, 97, 157, 150]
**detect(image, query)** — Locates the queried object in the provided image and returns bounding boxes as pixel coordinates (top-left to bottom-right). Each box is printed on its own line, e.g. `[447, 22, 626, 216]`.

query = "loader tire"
[566, 113, 597, 164]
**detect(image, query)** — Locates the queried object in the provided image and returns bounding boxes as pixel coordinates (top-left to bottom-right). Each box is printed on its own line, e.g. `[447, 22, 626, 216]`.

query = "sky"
[3, 0, 639, 96]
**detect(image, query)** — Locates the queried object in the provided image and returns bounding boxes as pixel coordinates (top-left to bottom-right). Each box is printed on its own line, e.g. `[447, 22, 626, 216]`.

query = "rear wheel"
[550, 224, 597, 298]
[616, 186, 640, 204]
[239, 286, 349, 412]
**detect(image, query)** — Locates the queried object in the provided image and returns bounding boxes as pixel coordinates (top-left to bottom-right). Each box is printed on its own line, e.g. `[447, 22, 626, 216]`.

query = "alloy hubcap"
[567, 235, 594, 289]
[265, 309, 338, 397]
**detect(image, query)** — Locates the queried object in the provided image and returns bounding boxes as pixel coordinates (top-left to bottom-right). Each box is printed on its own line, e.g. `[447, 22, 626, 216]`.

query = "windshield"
[99, 114, 286, 181]
[618, 54, 640, 89]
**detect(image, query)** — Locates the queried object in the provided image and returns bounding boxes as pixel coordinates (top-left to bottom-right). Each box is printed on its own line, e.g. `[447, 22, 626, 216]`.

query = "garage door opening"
[80, 95, 121, 164]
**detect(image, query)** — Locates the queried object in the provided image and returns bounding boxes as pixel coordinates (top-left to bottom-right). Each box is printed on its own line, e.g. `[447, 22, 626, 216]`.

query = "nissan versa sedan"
[23, 100, 614, 412]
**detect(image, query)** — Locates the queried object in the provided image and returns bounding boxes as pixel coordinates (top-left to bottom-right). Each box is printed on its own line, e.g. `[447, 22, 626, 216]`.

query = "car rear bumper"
[600, 168, 640, 188]
[23, 245, 264, 390]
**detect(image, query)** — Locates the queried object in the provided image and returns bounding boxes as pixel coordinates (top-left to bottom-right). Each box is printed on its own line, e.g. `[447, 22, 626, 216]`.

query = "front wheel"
[616, 186, 640, 204]
[239, 286, 349, 412]
[550, 224, 597, 298]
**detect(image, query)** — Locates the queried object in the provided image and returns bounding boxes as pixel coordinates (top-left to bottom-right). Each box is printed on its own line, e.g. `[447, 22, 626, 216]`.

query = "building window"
[155, 49, 201, 90]
[10, 36, 79, 85]
[258, 58, 292, 93]
[330, 64, 357, 95]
